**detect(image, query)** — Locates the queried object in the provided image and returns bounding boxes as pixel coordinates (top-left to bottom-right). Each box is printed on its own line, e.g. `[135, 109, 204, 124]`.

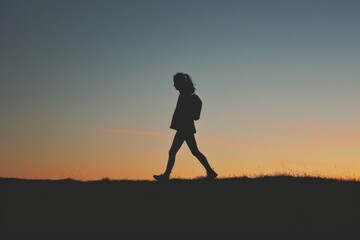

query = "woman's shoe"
[153, 174, 170, 181]
[206, 169, 218, 179]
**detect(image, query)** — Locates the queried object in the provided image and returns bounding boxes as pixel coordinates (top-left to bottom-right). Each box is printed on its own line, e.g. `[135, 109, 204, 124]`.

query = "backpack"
[192, 94, 202, 121]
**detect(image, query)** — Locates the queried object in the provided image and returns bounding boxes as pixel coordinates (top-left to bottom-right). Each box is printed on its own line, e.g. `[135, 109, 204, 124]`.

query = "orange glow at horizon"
[1, 124, 360, 181]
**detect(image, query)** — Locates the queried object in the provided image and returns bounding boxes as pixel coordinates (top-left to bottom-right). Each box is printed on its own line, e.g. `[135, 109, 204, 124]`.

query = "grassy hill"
[1, 176, 360, 239]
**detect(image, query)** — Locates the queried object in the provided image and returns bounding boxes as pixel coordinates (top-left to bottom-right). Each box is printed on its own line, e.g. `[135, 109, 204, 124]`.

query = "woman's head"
[173, 72, 195, 94]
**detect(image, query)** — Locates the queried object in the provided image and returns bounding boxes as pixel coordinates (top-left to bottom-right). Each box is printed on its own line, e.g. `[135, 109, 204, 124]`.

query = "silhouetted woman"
[154, 73, 217, 181]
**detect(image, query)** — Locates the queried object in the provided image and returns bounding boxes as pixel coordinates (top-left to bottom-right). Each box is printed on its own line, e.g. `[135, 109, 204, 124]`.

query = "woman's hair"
[173, 72, 196, 94]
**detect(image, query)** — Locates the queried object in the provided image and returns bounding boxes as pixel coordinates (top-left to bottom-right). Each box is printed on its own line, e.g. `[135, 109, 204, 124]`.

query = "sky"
[1, 0, 360, 180]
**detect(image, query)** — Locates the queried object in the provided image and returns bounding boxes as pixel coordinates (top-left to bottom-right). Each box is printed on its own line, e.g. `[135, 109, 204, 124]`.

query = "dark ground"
[1, 176, 360, 240]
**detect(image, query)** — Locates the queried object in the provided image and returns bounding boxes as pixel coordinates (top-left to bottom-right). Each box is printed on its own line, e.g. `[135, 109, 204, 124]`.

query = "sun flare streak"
[101, 128, 170, 137]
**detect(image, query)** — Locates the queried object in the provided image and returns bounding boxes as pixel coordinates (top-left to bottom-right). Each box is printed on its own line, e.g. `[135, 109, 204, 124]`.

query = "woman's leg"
[164, 131, 185, 176]
[185, 134, 213, 173]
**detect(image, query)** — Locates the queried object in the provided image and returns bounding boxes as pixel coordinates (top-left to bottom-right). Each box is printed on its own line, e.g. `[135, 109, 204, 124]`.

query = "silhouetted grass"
[1, 175, 360, 240]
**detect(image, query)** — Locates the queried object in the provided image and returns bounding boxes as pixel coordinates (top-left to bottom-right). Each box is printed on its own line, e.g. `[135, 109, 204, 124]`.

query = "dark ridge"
[1, 176, 360, 240]
[1, 174, 358, 183]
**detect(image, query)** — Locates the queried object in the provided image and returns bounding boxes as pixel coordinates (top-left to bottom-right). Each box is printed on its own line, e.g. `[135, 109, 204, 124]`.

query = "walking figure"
[154, 73, 218, 181]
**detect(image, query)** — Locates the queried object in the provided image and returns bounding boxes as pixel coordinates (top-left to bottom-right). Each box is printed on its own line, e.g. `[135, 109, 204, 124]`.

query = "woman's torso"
[170, 93, 196, 133]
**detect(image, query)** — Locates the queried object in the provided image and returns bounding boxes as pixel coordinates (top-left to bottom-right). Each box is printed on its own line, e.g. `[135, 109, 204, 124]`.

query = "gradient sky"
[1, 0, 360, 180]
